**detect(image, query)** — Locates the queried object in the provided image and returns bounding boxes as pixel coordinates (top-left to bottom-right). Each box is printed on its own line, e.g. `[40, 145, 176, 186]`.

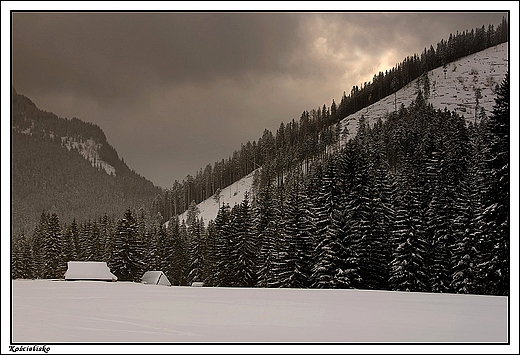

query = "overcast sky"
[10, 9, 509, 188]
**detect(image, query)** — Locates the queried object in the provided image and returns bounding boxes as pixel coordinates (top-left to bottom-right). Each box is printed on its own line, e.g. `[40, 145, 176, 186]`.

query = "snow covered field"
[12, 280, 507, 344]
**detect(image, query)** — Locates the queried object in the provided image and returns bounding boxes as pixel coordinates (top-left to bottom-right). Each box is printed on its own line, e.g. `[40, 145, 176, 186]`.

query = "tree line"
[12, 73, 508, 296]
[153, 18, 509, 222]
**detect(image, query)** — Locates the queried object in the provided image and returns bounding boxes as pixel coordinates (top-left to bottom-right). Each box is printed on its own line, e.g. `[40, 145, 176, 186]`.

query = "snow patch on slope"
[61, 137, 116, 176]
[177, 170, 257, 225]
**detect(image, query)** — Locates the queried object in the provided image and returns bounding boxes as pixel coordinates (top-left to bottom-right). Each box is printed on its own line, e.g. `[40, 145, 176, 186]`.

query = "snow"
[141, 271, 171, 286]
[61, 137, 116, 176]
[64, 261, 117, 281]
[12, 279, 507, 344]
[175, 170, 257, 226]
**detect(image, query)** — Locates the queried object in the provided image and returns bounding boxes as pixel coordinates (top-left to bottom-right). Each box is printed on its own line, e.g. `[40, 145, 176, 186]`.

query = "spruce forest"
[12, 20, 509, 296]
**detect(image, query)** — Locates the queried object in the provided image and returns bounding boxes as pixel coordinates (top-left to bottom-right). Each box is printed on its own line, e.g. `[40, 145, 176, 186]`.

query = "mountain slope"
[11, 89, 163, 235]
[179, 42, 508, 225]
[341, 42, 508, 141]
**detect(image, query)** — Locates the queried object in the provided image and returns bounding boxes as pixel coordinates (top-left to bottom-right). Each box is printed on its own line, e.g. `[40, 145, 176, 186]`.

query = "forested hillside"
[11, 89, 162, 234]
[151, 18, 509, 223]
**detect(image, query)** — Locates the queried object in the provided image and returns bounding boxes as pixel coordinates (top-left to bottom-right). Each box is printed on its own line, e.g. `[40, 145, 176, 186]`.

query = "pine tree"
[42, 212, 62, 279]
[145, 224, 160, 272]
[31, 212, 48, 279]
[424, 152, 453, 293]
[169, 216, 188, 286]
[451, 124, 486, 294]
[157, 224, 175, 281]
[278, 170, 314, 288]
[204, 220, 219, 286]
[475, 72, 509, 295]
[187, 217, 206, 285]
[255, 175, 282, 288]
[100, 214, 113, 262]
[233, 192, 257, 287]
[389, 170, 429, 292]
[311, 156, 351, 288]
[109, 209, 143, 281]
[214, 204, 232, 286]
[12, 233, 34, 279]
[58, 220, 78, 277]
[343, 144, 373, 289]
[450, 179, 481, 294]
[76, 221, 90, 261]
[83, 221, 102, 261]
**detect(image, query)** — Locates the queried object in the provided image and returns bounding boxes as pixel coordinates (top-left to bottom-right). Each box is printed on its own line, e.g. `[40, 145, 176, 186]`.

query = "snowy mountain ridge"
[176, 43, 508, 225]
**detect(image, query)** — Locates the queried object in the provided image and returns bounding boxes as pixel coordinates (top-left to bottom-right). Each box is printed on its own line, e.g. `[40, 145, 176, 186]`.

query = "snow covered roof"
[64, 261, 117, 281]
[141, 271, 171, 286]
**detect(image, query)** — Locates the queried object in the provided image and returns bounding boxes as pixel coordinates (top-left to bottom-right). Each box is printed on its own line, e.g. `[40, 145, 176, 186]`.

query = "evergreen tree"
[233, 192, 257, 287]
[169, 216, 188, 286]
[187, 217, 206, 285]
[58, 220, 78, 277]
[157, 224, 175, 281]
[100, 214, 113, 262]
[204, 220, 219, 286]
[42, 212, 62, 278]
[31, 212, 48, 279]
[255, 175, 282, 287]
[278, 170, 314, 288]
[109, 209, 143, 281]
[389, 185, 430, 292]
[145, 224, 160, 271]
[83, 221, 102, 261]
[76, 221, 90, 261]
[12, 234, 34, 279]
[476, 72, 509, 295]
[214, 204, 232, 287]
[450, 179, 481, 294]
[311, 156, 351, 288]
[424, 152, 453, 293]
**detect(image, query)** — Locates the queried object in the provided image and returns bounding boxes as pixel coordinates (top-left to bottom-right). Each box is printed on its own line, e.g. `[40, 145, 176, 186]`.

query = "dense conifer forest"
[12, 71, 509, 295]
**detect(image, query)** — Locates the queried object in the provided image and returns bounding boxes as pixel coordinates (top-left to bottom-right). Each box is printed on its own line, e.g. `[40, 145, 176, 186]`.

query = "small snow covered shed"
[141, 271, 171, 286]
[64, 261, 117, 282]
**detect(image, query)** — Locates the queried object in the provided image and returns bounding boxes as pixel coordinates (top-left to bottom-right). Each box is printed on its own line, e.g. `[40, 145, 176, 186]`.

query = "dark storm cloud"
[11, 11, 509, 188]
[12, 12, 302, 105]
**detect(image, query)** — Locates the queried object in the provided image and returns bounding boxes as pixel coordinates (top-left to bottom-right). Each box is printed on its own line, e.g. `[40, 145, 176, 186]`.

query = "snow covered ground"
[12, 280, 507, 344]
